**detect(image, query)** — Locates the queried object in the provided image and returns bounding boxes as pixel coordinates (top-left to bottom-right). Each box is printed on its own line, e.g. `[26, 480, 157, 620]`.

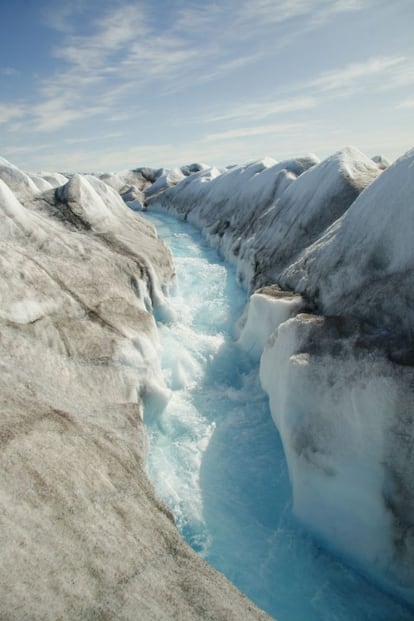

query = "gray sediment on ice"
[0, 158, 271, 620]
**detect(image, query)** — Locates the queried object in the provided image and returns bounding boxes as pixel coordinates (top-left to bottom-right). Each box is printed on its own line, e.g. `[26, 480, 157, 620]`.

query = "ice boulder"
[144, 167, 186, 198]
[180, 162, 210, 176]
[99, 168, 150, 196]
[372, 154, 390, 170]
[120, 184, 145, 208]
[237, 285, 306, 360]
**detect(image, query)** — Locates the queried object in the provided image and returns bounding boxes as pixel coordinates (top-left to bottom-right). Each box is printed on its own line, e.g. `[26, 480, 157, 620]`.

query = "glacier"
[0, 144, 414, 620]
[0, 156, 270, 620]
[147, 146, 414, 605]
[144, 210, 414, 621]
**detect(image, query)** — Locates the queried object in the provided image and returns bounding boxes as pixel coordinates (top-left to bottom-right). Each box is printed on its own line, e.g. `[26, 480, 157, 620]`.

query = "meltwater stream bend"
[143, 211, 413, 621]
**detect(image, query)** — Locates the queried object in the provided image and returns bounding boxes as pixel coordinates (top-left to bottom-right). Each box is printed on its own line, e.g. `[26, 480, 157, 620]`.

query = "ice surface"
[145, 167, 186, 198]
[180, 162, 210, 176]
[372, 154, 390, 169]
[38, 171, 68, 188]
[2, 145, 414, 619]
[148, 148, 379, 289]
[1, 157, 273, 621]
[146, 145, 414, 605]
[0, 156, 40, 200]
[0, 177, 31, 225]
[260, 314, 414, 595]
[237, 286, 305, 359]
[145, 211, 414, 621]
[283, 148, 414, 339]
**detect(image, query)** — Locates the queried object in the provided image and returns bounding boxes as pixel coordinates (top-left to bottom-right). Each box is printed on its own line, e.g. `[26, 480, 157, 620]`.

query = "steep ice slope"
[255, 150, 414, 597]
[0, 161, 271, 621]
[0, 156, 42, 200]
[147, 146, 414, 602]
[149, 148, 380, 289]
[37, 170, 68, 188]
[98, 162, 211, 211]
[145, 167, 186, 198]
[241, 151, 414, 601]
[98, 168, 151, 210]
[283, 148, 414, 341]
[251, 147, 379, 285]
[259, 312, 414, 600]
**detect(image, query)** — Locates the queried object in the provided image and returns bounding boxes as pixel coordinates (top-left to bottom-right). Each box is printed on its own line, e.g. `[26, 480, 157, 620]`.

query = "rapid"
[143, 210, 413, 621]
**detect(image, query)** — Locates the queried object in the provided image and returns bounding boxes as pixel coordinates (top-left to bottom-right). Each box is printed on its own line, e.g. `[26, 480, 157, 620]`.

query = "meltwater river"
[143, 211, 413, 621]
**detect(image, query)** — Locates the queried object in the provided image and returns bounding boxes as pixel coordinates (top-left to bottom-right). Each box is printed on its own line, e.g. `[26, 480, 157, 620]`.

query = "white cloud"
[31, 98, 105, 132]
[3, 142, 53, 155]
[4, 0, 373, 140]
[203, 96, 316, 124]
[55, 5, 148, 71]
[43, 3, 216, 108]
[203, 122, 305, 142]
[63, 132, 124, 145]
[1, 0, 411, 170]
[42, 0, 93, 33]
[173, 4, 222, 34]
[308, 56, 406, 94]
[0, 104, 26, 124]
[396, 98, 414, 109]
[385, 57, 414, 90]
[0, 67, 19, 77]
[237, 0, 367, 28]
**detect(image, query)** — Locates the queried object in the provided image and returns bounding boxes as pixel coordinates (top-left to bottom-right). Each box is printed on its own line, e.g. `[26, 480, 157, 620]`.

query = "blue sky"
[0, 0, 413, 171]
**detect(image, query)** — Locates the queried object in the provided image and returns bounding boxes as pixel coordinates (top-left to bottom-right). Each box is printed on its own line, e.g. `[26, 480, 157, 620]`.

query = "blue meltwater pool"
[143, 210, 414, 621]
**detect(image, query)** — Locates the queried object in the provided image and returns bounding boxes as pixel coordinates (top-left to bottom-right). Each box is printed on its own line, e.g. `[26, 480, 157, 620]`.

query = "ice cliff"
[148, 147, 414, 603]
[0, 157, 270, 620]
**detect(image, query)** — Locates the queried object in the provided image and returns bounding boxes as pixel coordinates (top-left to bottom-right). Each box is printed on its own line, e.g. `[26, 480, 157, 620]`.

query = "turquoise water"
[143, 210, 414, 621]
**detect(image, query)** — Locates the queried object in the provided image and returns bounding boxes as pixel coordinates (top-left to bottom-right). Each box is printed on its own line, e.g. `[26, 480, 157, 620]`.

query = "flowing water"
[143, 210, 413, 621]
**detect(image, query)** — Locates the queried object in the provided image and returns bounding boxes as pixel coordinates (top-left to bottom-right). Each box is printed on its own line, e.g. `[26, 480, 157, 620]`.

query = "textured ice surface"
[282, 148, 414, 338]
[0, 158, 270, 621]
[237, 286, 305, 359]
[145, 211, 414, 621]
[260, 313, 414, 602]
[147, 146, 414, 603]
[148, 147, 379, 289]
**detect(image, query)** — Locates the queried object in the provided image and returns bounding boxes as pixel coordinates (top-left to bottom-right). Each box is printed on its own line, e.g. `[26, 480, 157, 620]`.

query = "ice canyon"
[0, 147, 413, 620]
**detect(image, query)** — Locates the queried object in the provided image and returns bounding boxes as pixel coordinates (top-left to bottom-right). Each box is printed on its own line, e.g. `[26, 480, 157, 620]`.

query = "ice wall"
[148, 146, 414, 602]
[237, 285, 305, 360]
[260, 312, 414, 600]
[0, 157, 271, 621]
[282, 149, 414, 340]
[148, 147, 380, 289]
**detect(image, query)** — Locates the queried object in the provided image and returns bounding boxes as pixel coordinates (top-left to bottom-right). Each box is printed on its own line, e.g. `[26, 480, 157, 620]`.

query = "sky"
[0, 0, 413, 172]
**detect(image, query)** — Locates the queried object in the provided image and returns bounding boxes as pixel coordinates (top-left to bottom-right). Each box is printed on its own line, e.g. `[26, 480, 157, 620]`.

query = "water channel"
[143, 210, 413, 621]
